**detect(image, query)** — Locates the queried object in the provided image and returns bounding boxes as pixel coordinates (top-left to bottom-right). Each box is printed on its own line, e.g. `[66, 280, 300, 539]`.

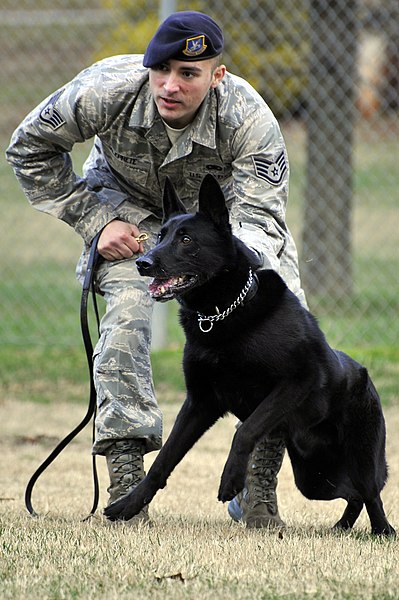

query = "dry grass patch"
[1, 398, 398, 599]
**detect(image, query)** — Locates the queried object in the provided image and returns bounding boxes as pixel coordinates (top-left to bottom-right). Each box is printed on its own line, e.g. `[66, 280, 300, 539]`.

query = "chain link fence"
[1, 0, 398, 357]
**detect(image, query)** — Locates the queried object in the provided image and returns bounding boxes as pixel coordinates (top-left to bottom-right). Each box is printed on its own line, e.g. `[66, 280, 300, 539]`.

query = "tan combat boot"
[105, 439, 149, 524]
[228, 438, 285, 528]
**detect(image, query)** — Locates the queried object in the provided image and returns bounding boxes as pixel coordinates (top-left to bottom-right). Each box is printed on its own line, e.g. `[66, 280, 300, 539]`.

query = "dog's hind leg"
[365, 496, 396, 536]
[341, 374, 395, 536]
[333, 498, 363, 531]
[343, 469, 395, 535]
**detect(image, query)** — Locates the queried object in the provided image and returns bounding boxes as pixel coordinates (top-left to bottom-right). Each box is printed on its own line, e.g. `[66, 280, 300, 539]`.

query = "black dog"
[105, 175, 395, 536]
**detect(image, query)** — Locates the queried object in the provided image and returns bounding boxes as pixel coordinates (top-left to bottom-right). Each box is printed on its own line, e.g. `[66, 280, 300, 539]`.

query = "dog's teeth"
[160, 285, 166, 294]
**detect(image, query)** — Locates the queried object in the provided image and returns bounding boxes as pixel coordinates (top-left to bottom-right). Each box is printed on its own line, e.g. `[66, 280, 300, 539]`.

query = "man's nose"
[163, 73, 179, 93]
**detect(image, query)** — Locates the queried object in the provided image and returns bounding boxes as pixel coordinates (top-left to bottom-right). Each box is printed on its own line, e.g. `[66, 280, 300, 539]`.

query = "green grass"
[1, 304, 398, 407]
[2, 247, 399, 406]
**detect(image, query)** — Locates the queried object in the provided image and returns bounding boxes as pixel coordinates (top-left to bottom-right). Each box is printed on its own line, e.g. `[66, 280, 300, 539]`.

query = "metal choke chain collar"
[197, 269, 254, 333]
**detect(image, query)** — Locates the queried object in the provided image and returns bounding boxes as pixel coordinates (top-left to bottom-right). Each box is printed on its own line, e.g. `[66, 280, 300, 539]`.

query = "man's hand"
[97, 220, 147, 260]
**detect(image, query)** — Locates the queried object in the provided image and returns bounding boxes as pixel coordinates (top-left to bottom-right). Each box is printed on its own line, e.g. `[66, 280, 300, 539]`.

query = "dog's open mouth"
[148, 274, 198, 301]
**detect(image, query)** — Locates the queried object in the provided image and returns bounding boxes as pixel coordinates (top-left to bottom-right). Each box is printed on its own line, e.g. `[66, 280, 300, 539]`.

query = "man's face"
[149, 58, 225, 129]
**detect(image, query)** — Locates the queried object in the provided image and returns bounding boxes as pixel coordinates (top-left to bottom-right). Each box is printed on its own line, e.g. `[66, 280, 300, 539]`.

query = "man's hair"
[211, 55, 223, 69]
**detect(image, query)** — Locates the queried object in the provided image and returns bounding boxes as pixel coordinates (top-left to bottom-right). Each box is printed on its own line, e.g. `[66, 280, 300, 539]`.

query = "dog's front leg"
[218, 381, 305, 502]
[218, 428, 252, 502]
[104, 396, 221, 521]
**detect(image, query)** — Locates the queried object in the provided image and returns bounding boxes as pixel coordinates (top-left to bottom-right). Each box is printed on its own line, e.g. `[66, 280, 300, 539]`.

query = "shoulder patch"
[252, 151, 287, 186]
[39, 90, 66, 130]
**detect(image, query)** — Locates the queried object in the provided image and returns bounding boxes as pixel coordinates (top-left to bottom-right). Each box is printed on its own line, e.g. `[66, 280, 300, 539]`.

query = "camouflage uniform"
[6, 54, 306, 457]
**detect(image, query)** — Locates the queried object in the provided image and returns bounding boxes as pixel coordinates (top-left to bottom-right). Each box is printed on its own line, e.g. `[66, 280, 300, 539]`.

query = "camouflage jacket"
[6, 54, 295, 270]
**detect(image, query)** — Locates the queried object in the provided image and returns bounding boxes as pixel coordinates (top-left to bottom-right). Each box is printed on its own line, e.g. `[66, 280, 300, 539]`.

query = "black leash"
[25, 232, 102, 519]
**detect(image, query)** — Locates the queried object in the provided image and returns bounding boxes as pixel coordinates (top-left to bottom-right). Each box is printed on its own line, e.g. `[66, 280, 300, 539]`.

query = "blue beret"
[143, 11, 224, 68]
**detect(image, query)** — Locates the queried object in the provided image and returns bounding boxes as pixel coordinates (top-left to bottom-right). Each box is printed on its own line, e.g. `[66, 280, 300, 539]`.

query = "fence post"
[160, 0, 177, 21]
[151, 0, 177, 350]
[302, 0, 359, 299]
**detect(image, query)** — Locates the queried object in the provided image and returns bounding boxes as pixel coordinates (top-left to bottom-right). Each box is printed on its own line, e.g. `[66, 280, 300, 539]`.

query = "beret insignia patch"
[252, 151, 287, 186]
[39, 90, 66, 130]
[183, 35, 207, 57]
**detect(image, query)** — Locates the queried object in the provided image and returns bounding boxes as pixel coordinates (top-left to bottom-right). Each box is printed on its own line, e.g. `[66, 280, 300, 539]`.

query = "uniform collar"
[189, 90, 217, 149]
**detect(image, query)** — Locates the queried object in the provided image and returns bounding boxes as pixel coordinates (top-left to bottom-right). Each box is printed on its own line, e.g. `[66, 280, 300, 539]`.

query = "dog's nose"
[136, 255, 154, 275]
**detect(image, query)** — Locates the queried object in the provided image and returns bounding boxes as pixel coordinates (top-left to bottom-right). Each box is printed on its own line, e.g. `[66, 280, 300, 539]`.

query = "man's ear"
[198, 174, 230, 229]
[211, 64, 226, 89]
[162, 177, 187, 222]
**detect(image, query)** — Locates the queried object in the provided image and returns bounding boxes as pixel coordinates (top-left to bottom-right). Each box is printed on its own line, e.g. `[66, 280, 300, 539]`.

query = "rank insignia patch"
[39, 90, 66, 130]
[183, 35, 207, 57]
[252, 151, 287, 186]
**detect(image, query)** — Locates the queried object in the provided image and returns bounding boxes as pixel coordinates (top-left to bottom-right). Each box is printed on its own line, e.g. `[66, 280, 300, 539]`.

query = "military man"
[7, 11, 306, 527]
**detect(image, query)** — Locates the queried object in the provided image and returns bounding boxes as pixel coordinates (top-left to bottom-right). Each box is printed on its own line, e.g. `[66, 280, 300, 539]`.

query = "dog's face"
[136, 175, 234, 302]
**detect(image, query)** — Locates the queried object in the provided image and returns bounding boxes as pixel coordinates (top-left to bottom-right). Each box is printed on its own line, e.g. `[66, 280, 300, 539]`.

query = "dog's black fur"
[104, 175, 395, 535]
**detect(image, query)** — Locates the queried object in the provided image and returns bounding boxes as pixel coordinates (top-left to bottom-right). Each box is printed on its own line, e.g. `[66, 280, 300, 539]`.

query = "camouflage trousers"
[90, 254, 163, 456]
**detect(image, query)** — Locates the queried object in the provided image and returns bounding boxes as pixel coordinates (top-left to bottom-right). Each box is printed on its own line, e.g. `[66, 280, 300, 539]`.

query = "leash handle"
[25, 232, 102, 518]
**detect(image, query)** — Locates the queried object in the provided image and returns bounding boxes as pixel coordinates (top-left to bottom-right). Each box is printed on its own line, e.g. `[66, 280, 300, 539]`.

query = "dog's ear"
[162, 177, 187, 222]
[198, 174, 230, 228]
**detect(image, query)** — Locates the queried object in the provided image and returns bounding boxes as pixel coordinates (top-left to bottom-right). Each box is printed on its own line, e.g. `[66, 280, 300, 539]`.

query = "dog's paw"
[218, 473, 245, 503]
[104, 497, 132, 522]
[218, 486, 240, 503]
[103, 492, 146, 522]
[372, 523, 396, 537]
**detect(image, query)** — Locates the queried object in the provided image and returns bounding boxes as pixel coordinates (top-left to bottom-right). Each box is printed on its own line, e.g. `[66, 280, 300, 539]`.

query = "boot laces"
[248, 439, 285, 506]
[110, 441, 144, 491]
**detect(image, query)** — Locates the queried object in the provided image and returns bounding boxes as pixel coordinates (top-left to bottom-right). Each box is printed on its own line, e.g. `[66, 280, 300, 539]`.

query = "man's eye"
[181, 235, 192, 245]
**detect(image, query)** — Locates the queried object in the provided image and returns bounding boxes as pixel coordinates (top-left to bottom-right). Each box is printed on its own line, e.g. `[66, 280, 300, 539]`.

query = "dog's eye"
[181, 235, 192, 245]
